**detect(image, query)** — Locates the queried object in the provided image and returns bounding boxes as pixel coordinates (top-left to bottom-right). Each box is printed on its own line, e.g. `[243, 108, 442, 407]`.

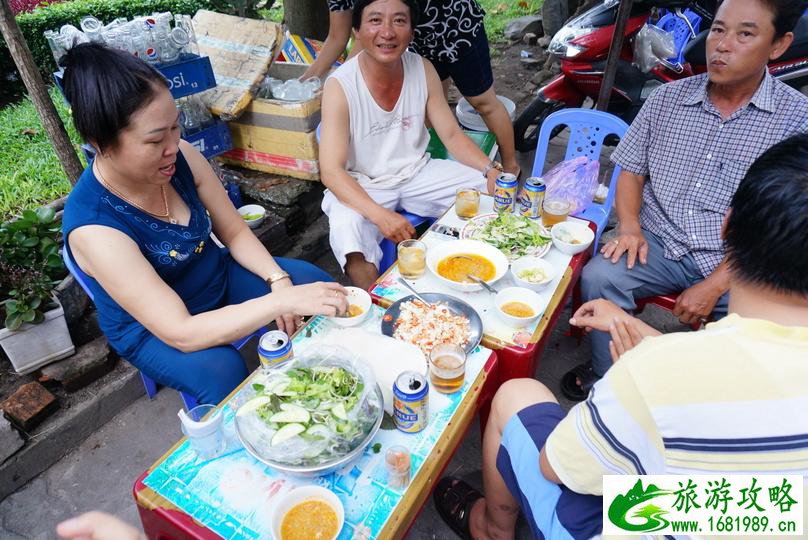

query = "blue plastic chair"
[530, 108, 629, 253]
[62, 248, 265, 410]
[655, 8, 703, 70]
[315, 123, 435, 273]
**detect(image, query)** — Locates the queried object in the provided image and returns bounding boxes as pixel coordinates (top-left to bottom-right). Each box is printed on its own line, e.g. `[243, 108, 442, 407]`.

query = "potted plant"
[0, 207, 75, 374]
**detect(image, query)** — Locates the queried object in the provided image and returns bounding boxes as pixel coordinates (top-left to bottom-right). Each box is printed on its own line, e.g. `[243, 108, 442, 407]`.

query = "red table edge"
[133, 351, 499, 540]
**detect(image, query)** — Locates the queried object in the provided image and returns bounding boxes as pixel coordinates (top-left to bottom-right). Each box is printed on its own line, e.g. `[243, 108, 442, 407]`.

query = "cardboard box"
[222, 62, 322, 180]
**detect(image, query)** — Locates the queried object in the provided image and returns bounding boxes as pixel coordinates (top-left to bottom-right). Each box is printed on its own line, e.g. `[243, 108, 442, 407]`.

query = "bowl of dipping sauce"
[494, 287, 542, 328]
[271, 485, 344, 540]
[510, 256, 556, 291]
[329, 286, 371, 327]
[551, 222, 594, 256]
[238, 204, 267, 229]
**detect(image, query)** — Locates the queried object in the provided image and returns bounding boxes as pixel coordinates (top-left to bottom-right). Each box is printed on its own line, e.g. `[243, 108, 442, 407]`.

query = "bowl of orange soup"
[271, 485, 344, 540]
[494, 287, 544, 328]
[426, 239, 509, 292]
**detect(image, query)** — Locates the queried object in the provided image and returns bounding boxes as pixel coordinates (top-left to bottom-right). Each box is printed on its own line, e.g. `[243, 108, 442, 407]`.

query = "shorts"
[430, 28, 494, 98]
[497, 402, 603, 540]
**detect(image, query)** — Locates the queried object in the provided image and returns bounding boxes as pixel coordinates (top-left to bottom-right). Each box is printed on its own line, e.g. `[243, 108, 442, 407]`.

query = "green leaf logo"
[608, 479, 673, 532]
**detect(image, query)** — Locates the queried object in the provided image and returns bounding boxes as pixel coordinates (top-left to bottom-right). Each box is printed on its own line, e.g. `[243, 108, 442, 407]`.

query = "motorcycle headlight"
[548, 26, 592, 59]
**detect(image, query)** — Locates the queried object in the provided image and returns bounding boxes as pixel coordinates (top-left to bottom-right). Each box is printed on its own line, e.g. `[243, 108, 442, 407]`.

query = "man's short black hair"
[61, 43, 169, 152]
[352, 0, 420, 30]
[725, 133, 808, 296]
[721, 0, 808, 39]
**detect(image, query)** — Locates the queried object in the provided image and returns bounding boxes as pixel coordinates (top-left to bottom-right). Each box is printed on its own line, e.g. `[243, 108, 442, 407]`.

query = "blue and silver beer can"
[493, 173, 518, 213]
[393, 371, 429, 433]
[518, 177, 546, 219]
[257, 330, 293, 370]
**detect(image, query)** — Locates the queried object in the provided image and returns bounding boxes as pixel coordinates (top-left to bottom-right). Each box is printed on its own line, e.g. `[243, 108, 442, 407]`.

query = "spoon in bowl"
[467, 274, 499, 294]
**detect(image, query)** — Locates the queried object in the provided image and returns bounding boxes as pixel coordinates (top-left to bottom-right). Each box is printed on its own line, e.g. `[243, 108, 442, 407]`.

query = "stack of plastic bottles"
[256, 76, 322, 102]
[176, 95, 214, 137]
[45, 12, 199, 68]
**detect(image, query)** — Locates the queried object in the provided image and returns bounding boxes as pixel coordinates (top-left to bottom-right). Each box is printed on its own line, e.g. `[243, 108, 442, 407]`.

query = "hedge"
[1, 0, 234, 84]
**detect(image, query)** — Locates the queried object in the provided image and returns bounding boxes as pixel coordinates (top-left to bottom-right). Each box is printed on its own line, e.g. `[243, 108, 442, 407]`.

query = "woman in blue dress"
[61, 43, 348, 404]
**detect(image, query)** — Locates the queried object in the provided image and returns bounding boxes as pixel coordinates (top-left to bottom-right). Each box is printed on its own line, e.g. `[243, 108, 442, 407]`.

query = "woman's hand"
[57, 511, 145, 540]
[269, 277, 300, 334]
[271, 282, 349, 327]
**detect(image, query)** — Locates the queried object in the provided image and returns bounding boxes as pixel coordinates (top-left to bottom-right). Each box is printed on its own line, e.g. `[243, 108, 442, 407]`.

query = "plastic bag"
[542, 156, 600, 215]
[633, 23, 676, 73]
[233, 345, 382, 467]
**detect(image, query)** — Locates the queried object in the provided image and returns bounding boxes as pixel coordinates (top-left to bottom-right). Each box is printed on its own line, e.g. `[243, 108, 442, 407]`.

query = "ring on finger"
[612, 240, 619, 245]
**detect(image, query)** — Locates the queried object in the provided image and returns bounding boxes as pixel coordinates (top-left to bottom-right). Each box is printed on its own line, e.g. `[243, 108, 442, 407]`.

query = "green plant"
[1, 0, 234, 85]
[0, 86, 81, 221]
[0, 206, 65, 330]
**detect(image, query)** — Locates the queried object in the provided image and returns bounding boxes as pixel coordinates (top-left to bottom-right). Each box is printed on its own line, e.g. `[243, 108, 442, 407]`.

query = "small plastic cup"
[178, 404, 225, 460]
[385, 445, 412, 489]
[397, 239, 427, 279]
[455, 187, 481, 220]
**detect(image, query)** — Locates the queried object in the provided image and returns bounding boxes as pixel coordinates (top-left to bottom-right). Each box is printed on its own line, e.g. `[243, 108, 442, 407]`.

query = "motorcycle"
[513, 0, 808, 152]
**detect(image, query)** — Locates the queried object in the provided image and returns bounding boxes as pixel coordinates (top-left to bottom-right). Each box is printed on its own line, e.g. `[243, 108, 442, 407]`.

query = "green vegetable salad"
[471, 212, 551, 258]
[236, 365, 380, 466]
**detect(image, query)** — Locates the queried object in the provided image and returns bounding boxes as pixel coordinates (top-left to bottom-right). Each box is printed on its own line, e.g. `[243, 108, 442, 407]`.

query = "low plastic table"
[133, 307, 498, 539]
[370, 195, 592, 385]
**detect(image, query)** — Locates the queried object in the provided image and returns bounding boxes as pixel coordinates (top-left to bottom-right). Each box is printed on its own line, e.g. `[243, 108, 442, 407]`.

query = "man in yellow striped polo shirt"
[434, 133, 808, 539]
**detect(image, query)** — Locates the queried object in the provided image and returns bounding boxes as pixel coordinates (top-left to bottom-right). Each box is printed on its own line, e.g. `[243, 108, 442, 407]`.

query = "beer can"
[493, 173, 518, 213]
[393, 371, 429, 433]
[517, 177, 546, 219]
[257, 330, 293, 370]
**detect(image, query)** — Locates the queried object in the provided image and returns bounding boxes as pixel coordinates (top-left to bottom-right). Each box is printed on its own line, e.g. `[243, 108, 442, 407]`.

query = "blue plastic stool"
[378, 211, 436, 274]
[655, 8, 703, 69]
[530, 108, 629, 254]
[62, 248, 265, 411]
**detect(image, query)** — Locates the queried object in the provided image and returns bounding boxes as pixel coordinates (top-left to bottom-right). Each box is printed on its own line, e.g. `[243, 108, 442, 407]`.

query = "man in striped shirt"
[435, 134, 808, 539]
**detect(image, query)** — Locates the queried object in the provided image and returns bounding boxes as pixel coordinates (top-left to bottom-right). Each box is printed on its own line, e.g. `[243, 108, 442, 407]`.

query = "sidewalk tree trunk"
[0, 0, 83, 186]
[284, 0, 329, 41]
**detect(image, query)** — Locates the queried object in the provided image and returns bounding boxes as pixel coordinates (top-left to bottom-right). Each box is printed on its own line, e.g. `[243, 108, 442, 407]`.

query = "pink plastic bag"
[542, 156, 600, 215]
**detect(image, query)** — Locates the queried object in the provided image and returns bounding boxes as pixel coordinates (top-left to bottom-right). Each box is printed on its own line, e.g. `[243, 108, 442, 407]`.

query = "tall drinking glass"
[398, 240, 426, 279]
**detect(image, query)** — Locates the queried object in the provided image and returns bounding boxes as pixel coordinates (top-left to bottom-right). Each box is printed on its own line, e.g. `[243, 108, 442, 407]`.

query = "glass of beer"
[397, 239, 426, 279]
[542, 198, 570, 228]
[429, 343, 467, 393]
[455, 187, 480, 220]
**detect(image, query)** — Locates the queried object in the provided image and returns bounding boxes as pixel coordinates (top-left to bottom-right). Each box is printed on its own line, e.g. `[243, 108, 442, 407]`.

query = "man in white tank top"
[319, 0, 504, 290]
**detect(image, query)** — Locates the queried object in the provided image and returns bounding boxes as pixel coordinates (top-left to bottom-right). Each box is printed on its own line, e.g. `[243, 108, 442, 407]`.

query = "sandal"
[434, 477, 483, 540]
[560, 362, 599, 401]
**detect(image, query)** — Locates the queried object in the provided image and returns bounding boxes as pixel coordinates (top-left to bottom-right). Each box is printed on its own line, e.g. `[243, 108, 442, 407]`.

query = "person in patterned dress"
[302, 0, 520, 177]
[61, 43, 349, 404]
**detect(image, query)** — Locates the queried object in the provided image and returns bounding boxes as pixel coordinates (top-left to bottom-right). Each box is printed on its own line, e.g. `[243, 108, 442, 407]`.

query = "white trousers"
[322, 158, 487, 269]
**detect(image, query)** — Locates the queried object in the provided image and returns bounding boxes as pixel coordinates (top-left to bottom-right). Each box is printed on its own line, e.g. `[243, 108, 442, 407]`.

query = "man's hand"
[373, 208, 416, 243]
[600, 225, 648, 269]
[608, 318, 646, 362]
[570, 299, 630, 333]
[485, 169, 499, 195]
[673, 278, 723, 325]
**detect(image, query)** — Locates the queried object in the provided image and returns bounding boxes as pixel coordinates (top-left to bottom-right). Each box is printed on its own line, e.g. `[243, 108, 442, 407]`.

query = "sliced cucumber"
[236, 396, 272, 417]
[269, 406, 310, 424]
[271, 423, 305, 446]
[331, 403, 348, 421]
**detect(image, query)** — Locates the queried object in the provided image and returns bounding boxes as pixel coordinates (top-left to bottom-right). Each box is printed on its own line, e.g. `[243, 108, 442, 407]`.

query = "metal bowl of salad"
[233, 352, 384, 477]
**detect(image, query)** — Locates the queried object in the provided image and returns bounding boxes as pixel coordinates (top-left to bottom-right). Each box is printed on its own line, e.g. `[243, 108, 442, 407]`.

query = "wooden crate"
[221, 63, 322, 181]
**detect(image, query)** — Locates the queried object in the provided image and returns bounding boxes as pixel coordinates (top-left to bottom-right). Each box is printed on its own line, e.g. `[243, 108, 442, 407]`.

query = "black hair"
[720, 0, 808, 39]
[724, 133, 808, 296]
[61, 42, 169, 152]
[351, 0, 420, 30]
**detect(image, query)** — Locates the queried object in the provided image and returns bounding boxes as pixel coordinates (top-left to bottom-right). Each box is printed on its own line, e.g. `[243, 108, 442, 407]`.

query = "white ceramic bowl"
[510, 256, 556, 291]
[238, 204, 267, 229]
[494, 287, 543, 328]
[551, 222, 595, 255]
[328, 286, 371, 327]
[270, 485, 345, 540]
[426, 239, 509, 292]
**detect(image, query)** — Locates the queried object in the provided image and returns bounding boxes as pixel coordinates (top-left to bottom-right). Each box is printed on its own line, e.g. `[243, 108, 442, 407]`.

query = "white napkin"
[312, 328, 428, 415]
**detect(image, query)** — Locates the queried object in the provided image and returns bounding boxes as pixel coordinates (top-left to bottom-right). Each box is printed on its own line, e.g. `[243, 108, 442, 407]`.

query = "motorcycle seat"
[684, 13, 808, 66]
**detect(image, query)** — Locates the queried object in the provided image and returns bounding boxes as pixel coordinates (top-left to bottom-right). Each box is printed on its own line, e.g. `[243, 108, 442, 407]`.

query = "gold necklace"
[95, 162, 177, 225]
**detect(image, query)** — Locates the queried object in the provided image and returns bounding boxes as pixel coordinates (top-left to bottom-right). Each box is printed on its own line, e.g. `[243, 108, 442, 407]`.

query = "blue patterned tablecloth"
[143, 305, 491, 539]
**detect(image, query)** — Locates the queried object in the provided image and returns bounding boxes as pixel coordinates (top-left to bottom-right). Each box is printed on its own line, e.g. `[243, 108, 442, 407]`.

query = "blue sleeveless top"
[62, 151, 227, 358]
